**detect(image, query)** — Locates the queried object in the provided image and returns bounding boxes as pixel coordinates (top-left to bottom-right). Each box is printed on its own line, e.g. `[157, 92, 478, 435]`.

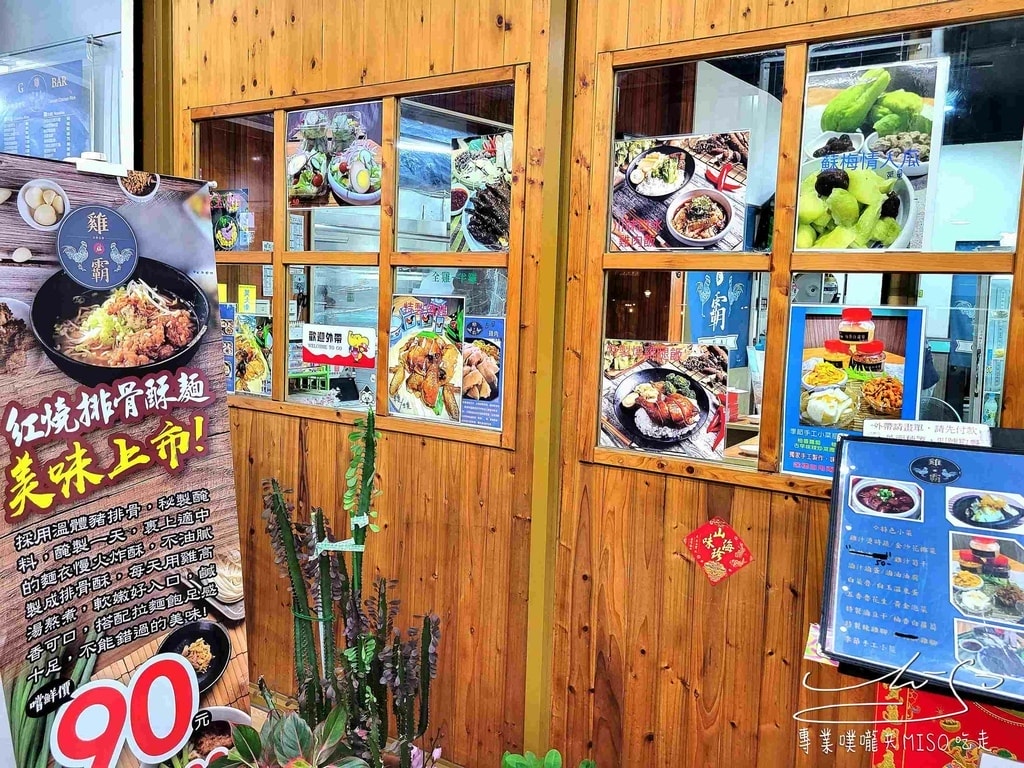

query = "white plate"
[17, 179, 69, 232]
[0, 298, 31, 325]
[803, 130, 865, 161]
[461, 201, 507, 253]
[850, 477, 923, 519]
[865, 131, 930, 179]
[738, 442, 759, 457]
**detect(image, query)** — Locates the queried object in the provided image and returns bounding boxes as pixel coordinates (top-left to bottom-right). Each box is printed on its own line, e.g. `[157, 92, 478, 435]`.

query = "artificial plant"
[224, 411, 441, 768]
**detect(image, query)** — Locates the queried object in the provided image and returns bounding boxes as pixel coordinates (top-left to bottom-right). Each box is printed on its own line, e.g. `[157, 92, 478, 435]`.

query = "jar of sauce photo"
[851, 340, 886, 372]
[838, 308, 875, 349]
[822, 339, 851, 369]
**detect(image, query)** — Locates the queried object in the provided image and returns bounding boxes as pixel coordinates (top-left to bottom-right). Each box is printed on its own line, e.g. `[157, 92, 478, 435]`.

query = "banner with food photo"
[798, 58, 950, 251]
[600, 340, 729, 461]
[610, 132, 750, 251]
[782, 305, 925, 478]
[234, 313, 272, 397]
[461, 316, 504, 430]
[388, 295, 465, 423]
[0, 153, 249, 767]
[286, 103, 383, 208]
[450, 133, 512, 252]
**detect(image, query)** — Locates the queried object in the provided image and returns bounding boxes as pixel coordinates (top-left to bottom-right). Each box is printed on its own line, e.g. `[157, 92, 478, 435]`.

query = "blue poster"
[461, 316, 504, 430]
[822, 437, 1024, 707]
[686, 271, 751, 368]
[0, 61, 89, 161]
[782, 305, 925, 477]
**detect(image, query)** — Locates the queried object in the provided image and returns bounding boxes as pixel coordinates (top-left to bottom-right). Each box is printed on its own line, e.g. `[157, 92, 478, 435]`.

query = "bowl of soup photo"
[850, 477, 922, 520]
[31, 258, 210, 387]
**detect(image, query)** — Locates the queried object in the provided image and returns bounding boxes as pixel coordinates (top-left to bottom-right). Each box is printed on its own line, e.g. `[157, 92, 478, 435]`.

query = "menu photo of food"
[600, 340, 729, 461]
[450, 133, 512, 252]
[388, 295, 465, 423]
[798, 58, 949, 251]
[949, 533, 1024, 626]
[955, 620, 1024, 683]
[234, 313, 272, 397]
[211, 188, 251, 251]
[782, 305, 925, 477]
[610, 131, 749, 251]
[946, 487, 1024, 533]
[848, 476, 923, 522]
[286, 102, 383, 208]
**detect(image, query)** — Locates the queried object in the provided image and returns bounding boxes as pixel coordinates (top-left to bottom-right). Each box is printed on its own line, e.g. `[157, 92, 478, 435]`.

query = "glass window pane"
[217, 264, 273, 398]
[397, 86, 515, 253]
[196, 114, 275, 252]
[286, 266, 379, 410]
[782, 273, 1010, 478]
[610, 51, 785, 252]
[285, 102, 383, 252]
[602, 270, 770, 468]
[389, 267, 508, 429]
[799, 18, 1024, 252]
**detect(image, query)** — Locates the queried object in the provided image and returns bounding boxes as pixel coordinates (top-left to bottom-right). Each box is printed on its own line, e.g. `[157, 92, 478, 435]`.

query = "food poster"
[461, 317, 504, 430]
[234, 314, 272, 397]
[221, 303, 236, 395]
[450, 133, 513, 252]
[0, 62, 89, 161]
[285, 103, 383, 209]
[388, 295, 465, 423]
[684, 271, 753, 368]
[210, 189, 252, 251]
[782, 305, 925, 478]
[610, 132, 750, 251]
[798, 58, 950, 251]
[600, 340, 729, 461]
[822, 438, 1024, 713]
[0, 153, 249, 767]
[870, 683, 1024, 767]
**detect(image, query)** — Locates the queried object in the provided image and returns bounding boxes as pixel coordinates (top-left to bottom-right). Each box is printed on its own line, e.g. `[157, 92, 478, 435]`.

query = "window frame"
[192, 65, 527, 450]
[578, 4, 1024, 496]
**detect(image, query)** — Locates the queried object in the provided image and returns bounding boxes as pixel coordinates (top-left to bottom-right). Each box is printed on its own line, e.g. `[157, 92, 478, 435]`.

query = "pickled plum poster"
[0, 153, 249, 767]
[782, 305, 925, 478]
[798, 58, 949, 251]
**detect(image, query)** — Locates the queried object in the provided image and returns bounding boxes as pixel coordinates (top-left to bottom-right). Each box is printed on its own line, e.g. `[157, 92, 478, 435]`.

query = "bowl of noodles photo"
[665, 188, 733, 247]
[31, 258, 210, 386]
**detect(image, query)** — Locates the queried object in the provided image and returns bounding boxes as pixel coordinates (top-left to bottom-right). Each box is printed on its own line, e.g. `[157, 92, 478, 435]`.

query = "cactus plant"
[256, 411, 441, 768]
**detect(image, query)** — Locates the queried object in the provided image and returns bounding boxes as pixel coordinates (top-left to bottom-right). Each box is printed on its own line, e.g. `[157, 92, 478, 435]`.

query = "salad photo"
[799, 58, 950, 251]
[286, 102, 384, 209]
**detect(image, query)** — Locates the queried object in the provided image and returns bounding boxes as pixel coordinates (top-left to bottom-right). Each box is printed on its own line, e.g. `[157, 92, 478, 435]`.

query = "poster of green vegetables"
[798, 57, 950, 251]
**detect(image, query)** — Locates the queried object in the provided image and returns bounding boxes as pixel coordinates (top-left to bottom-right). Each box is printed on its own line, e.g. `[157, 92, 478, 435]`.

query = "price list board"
[0, 62, 89, 161]
[822, 436, 1024, 708]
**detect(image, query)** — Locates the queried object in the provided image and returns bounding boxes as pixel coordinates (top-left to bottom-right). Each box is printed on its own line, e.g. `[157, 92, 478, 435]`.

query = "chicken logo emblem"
[57, 205, 138, 290]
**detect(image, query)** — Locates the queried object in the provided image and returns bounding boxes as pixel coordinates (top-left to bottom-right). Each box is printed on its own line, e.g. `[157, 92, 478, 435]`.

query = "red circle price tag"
[50, 654, 200, 768]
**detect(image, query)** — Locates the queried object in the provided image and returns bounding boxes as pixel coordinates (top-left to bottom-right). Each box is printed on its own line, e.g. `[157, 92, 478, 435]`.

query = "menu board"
[0, 63, 89, 161]
[610, 131, 750, 251]
[0, 153, 249, 767]
[822, 436, 1024, 709]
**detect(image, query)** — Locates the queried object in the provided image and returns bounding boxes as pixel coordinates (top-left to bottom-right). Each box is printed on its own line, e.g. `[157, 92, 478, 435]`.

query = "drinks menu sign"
[0, 153, 248, 767]
[822, 436, 1024, 709]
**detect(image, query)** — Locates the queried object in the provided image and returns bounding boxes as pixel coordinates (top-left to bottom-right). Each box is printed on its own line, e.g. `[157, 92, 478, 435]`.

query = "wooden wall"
[168, 0, 562, 764]
[552, 0, 963, 766]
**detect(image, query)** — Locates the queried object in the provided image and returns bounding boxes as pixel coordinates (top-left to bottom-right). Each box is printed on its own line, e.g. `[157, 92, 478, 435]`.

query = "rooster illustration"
[62, 241, 89, 271]
[695, 274, 712, 317]
[727, 279, 744, 311]
[110, 242, 134, 272]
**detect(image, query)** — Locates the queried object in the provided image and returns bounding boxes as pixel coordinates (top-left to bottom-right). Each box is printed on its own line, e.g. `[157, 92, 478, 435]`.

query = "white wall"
[0, 0, 121, 53]
[930, 140, 1023, 251]
[692, 61, 783, 206]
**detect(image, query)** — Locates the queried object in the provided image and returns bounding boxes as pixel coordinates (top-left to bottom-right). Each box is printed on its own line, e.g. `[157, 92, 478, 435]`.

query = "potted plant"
[501, 750, 595, 768]
[213, 412, 441, 768]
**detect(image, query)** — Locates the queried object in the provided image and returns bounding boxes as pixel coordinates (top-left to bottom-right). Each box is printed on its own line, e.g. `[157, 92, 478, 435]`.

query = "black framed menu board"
[822, 436, 1024, 707]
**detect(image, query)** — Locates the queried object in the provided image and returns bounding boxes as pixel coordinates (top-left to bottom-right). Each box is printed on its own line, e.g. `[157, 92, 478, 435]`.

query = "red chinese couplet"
[684, 516, 753, 584]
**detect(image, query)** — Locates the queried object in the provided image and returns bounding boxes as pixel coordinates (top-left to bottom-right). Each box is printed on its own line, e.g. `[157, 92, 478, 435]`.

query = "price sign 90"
[50, 654, 199, 768]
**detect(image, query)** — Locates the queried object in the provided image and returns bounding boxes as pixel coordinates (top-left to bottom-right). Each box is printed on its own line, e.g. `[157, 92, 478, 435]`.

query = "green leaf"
[578, 761, 597, 768]
[544, 751, 563, 768]
[317, 702, 349, 757]
[209, 755, 241, 768]
[369, 524, 380, 533]
[273, 713, 314, 764]
[335, 758, 371, 768]
[232, 725, 262, 766]
[503, 756, 530, 768]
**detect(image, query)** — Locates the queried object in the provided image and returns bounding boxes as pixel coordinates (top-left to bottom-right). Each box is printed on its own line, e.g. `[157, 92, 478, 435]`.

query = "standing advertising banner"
[0, 153, 248, 767]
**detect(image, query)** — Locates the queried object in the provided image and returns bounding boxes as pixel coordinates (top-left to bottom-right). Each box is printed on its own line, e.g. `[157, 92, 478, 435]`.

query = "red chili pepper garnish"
[705, 162, 742, 192]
